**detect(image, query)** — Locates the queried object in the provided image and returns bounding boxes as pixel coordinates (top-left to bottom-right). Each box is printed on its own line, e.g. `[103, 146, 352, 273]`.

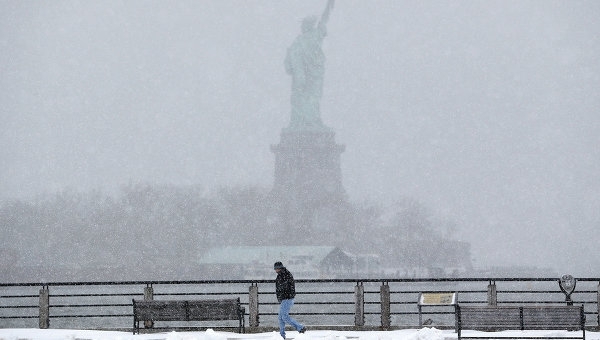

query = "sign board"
[418, 292, 457, 306]
[417, 292, 458, 327]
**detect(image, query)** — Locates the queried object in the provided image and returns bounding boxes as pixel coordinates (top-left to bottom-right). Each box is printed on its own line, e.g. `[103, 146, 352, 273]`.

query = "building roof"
[198, 246, 345, 267]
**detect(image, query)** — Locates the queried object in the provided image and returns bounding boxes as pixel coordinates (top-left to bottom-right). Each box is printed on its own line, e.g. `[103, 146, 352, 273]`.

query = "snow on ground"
[0, 328, 596, 340]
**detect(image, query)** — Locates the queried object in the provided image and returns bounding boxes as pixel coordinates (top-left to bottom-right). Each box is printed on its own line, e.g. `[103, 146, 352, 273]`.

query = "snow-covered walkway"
[0, 328, 596, 340]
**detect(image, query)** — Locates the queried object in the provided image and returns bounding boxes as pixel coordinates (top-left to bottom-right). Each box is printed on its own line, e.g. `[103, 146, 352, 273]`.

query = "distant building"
[198, 246, 355, 279]
[352, 253, 382, 277]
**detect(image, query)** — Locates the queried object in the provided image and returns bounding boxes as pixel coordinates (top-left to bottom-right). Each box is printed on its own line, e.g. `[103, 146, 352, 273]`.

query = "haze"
[1, 1, 599, 275]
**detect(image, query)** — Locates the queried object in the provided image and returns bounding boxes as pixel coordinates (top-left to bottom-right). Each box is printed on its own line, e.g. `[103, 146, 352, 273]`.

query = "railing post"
[487, 281, 497, 306]
[380, 282, 391, 329]
[597, 281, 599, 328]
[39, 286, 49, 329]
[143, 284, 154, 328]
[354, 282, 365, 327]
[249, 283, 259, 328]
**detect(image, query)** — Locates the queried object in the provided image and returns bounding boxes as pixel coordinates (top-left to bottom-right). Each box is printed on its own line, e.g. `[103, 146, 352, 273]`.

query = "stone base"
[270, 128, 347, 236]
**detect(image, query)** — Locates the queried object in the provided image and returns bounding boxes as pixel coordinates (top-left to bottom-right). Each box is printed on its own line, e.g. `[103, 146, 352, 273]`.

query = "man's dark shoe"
[299, 327, 307, 333]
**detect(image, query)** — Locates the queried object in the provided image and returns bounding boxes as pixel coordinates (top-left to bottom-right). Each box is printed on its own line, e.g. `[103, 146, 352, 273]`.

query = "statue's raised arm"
[318, 0, 335, 32]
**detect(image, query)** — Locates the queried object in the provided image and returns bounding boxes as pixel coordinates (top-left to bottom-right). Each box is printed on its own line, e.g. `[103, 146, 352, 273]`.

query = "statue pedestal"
[270, 128, 346, 236]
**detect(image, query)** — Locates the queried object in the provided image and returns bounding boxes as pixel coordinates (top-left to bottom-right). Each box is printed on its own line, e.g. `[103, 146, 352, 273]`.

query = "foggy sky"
[2, 1, 599, 275]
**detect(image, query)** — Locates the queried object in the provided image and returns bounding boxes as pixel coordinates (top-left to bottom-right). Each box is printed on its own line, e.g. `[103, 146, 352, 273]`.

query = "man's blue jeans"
[278, 298, 303, 338]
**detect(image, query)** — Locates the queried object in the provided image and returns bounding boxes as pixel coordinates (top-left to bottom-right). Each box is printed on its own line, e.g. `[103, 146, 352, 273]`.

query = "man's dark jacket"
[275, 267, 296, 302]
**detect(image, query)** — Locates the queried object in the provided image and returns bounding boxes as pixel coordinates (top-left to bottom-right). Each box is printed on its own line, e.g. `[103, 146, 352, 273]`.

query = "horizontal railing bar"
[50, 314, 132, 318]
[295, 302, 354, 305]
[292, 313, 353, 315]
[297, 292, 354, 295]
[388, 312, 439, 315]
[389, 301, 450, 305]
[0, 295, 39, 298]
[50, 293, 141, 297]
[497, 291, 573, 294]
[260, 313, 353, 316]
[259, 302, 352, 306]
[568, 290, 597, 293]
[388, 291, 488, 294]
[3, 277, 599, 287]
[50, 304, 132, 308]
[488, 301, 581, 304]
[155, 292, 247, 295]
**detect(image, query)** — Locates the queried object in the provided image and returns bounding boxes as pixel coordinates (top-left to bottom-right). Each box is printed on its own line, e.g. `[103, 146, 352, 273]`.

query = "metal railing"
[1, 278, 598, 332]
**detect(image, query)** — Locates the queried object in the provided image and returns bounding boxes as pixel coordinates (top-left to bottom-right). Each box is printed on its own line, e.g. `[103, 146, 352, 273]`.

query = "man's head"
[274, 261, 284, 272]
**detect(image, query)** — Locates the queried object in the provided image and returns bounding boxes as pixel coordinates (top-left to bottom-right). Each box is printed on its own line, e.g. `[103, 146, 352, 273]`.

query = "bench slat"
[459, 306, 522, 331]
[134, 300, 188, 321]
[522, 306, 584, 330]
[188, 299, 241, 321]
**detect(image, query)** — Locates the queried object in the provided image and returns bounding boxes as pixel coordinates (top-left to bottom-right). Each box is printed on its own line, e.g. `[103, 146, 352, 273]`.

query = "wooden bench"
[456, 305, 585, 340]
[132, 298, 245, 334]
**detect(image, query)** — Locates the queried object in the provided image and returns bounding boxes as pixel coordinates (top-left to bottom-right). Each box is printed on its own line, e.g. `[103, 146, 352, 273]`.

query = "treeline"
[0, 184, 471, 281]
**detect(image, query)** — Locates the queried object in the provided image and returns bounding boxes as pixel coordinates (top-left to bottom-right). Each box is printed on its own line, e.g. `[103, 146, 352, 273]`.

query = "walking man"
[274, 261, 306, 339]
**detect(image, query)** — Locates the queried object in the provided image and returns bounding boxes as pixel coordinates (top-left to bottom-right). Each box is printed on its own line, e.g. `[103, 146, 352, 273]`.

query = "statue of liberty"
[285, 0, 334, 130]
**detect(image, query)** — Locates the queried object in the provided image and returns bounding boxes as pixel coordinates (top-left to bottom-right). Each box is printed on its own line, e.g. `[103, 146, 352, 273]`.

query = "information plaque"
[418, 292, 457, 305]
